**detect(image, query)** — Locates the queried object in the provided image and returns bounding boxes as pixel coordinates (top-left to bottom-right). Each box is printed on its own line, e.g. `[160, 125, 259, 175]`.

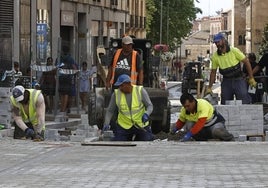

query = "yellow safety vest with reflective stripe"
[110, 49, 138, 85]
[10, 89, 41, 126]
[115, 85, 148, 129]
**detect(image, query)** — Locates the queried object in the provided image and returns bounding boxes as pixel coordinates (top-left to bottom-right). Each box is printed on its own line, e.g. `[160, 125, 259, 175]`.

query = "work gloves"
[33, 133, 44, 142]
[25, 128, 35, 138]
[142, 113, 149, 123]
[170, 126, 179, 135]
[248, 77, 257, 88]
[102, 124, 110, 133]
[205, 87, 213, 95]
[181, 132, 193, 142]
[25, 128, 44, 141]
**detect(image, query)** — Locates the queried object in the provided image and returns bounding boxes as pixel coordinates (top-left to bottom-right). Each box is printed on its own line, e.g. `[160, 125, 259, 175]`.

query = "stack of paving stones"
[215, 101, 264, 141]
[0, 87, 12, 129]
[45, 114, 99, 142]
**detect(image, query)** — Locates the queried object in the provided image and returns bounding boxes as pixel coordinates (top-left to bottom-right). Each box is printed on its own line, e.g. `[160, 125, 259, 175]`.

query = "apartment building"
[0, 0, 146, 73]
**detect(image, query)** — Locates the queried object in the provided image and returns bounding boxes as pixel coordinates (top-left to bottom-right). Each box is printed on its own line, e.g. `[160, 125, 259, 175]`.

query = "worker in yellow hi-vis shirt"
[207, 33, 256, 104]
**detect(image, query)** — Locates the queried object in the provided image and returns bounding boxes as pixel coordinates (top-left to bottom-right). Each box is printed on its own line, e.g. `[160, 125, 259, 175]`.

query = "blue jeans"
[221, 77, 251, 104]
[113, 124, 153, 141]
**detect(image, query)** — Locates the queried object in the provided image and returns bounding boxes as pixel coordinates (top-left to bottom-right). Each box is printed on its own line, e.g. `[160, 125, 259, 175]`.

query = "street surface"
[1, 137, 268, 187]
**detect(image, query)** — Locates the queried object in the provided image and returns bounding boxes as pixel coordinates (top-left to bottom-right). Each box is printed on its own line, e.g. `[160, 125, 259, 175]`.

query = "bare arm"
[106, 66, 113, 89]
[137, 69, 144, 85]
[241, 57, 254, 79]
[208, 69, 217, 88]
[252, 65, 261, 75]
[12, 106, 28, 131]
[35, 93, 46, 134]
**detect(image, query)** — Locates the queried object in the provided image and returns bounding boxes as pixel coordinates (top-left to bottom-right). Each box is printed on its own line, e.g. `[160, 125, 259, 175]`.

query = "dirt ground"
[153, 130, 186, 141]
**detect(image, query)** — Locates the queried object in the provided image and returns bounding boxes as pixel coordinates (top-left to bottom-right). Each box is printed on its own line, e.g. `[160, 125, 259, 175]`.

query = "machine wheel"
[88, 91, 97, 126]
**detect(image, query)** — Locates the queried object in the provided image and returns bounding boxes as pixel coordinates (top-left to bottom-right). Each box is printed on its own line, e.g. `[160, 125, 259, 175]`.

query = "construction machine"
[88, 38, 171, 134]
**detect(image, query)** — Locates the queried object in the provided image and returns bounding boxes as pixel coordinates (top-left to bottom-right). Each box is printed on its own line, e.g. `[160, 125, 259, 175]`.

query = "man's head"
[213, 33, 226, 53]
[47, 57, 53, 66]
[122, 36, 133, 54]
[12, 85, 29, 104]
[122, 36, 133, 45]
[114, 74, 132, 93]
[180, 93, 197, 113]
[213, 33, 225, 43]
[248, 53, 256, 62]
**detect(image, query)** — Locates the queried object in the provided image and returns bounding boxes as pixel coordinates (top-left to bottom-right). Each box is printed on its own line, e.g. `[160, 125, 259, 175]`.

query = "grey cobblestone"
[1, 138, 268, 187]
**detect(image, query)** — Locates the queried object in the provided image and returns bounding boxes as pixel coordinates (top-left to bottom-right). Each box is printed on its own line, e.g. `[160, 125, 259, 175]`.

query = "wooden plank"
[81, 141, 137, 147]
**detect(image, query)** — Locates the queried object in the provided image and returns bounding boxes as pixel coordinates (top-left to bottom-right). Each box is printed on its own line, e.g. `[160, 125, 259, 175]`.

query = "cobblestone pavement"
[1, 137, 268, 188]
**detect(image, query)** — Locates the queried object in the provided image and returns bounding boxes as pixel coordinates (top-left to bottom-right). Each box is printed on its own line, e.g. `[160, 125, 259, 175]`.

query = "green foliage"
[145, 0, 157, 34]
[146, 0, 202, 51]
[258, 23, 268, 56]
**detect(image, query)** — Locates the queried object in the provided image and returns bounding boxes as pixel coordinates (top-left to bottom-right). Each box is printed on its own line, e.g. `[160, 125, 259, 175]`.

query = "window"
[111, 0, 118, 6]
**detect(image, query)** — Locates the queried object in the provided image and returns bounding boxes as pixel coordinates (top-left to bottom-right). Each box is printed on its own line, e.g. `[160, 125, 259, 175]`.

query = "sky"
[195, 0, 233, 17]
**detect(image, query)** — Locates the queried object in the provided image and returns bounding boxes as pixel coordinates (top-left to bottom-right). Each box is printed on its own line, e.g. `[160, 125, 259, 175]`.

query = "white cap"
[12, 85, 25, 102]
[122, 36, 133, 44]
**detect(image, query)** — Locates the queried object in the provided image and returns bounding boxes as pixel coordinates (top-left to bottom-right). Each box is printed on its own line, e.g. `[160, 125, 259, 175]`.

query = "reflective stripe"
[10, 89, 40, 125]
[115, 85, 147, 129]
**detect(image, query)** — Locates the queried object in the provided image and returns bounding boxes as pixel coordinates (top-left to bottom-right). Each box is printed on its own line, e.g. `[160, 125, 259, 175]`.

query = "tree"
[258, 23, 268, 56]
[146, 0, 202, 51]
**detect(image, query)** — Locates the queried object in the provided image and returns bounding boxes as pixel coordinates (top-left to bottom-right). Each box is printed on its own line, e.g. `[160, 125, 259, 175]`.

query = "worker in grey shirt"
[103, 74, 153, 141]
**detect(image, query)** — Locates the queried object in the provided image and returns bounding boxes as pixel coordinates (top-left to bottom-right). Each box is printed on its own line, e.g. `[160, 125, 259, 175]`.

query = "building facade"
[0, 0, 146, 74]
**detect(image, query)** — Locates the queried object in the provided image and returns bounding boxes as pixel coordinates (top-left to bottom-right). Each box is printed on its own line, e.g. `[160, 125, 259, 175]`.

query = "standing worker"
[102, 74, 153, 141]
[252, 50, 268, 97]
[243, 53, 264, 103]
[10, 85, 46, 141]
[207, 33, 256, 104]
[171, 93, 234, 141]
[106, 35, 144, 90]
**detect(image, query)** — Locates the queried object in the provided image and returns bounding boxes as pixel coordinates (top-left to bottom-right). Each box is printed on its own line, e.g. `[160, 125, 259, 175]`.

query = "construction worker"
[10, 85, 45, 141]
[106, 35, 144, 90]
[171, 93, 234, 141]
[102, 74, 153, 141]
[207, 33, 256, 104]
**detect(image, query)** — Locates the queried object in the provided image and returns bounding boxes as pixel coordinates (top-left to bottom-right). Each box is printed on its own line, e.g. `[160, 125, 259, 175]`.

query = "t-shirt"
[211, 47, 245, 70]
[110, 50, 142, 84]
[258, 53, 268, 75]
[179, 99, 214, 123]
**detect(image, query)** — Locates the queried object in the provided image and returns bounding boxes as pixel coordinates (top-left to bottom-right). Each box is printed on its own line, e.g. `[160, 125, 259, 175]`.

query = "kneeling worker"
[10, 85, 45, 141]
[172, 93, 234, 141]
[102, 74, 154, 141]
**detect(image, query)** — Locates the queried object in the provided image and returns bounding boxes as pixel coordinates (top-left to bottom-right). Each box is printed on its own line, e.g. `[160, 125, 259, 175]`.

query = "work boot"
[212, 128, 234, 141]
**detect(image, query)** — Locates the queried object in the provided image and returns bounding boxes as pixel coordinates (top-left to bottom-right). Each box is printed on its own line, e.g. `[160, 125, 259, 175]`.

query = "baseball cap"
[213, 33, 225, 43]
[12, 85, 25, 102]
[122, 36, 133, 45]
[114, 74, 131, 86]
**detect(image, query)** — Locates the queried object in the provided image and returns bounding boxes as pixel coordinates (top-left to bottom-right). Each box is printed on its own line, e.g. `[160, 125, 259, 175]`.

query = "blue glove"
[102, 124, 110, 133]
[170, 127, 179, 135]
[181, 132, 193, 142]
[24, 128, 35, 138]
[142, 113, 149, 123]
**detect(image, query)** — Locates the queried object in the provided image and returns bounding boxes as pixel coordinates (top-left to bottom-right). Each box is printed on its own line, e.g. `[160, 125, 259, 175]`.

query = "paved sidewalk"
[1, 138, 268, 187]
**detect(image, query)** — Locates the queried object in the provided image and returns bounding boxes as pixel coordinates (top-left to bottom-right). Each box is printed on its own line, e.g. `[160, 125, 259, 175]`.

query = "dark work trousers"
[221, 77, 251, 104]
[113, 123, 153, 141]
[185, 121, 234, 141]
